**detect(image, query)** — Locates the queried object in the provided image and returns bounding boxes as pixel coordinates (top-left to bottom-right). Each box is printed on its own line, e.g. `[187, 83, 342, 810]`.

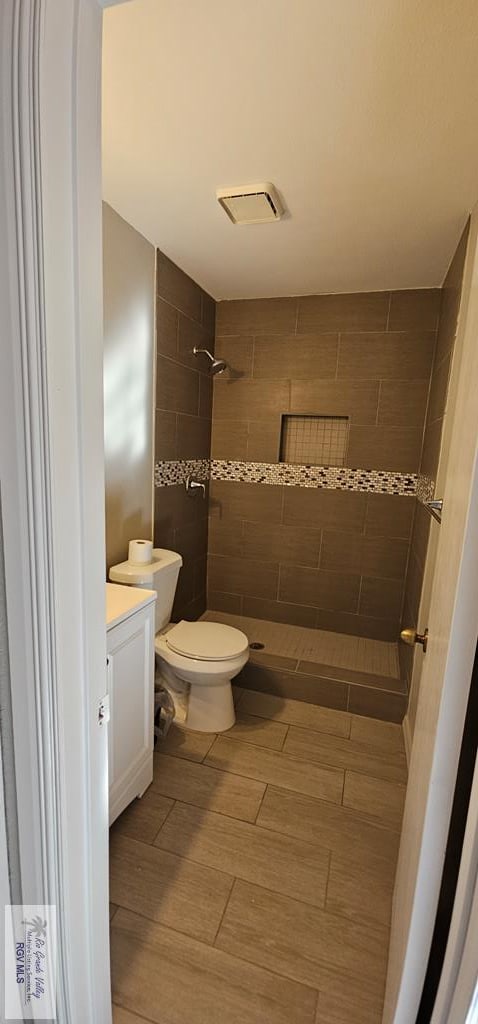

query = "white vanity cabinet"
[105, 583, 156, 825]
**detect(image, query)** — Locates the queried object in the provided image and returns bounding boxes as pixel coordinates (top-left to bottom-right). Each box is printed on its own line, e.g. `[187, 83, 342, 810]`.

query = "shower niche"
[279, 414, 350, 467]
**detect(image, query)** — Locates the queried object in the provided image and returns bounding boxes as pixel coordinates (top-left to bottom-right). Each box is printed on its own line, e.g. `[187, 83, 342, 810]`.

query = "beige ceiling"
[102, 0, 478, 299]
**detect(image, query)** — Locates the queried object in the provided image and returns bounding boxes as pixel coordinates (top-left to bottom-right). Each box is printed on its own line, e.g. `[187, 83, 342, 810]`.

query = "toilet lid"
[166, 620, 249, 661]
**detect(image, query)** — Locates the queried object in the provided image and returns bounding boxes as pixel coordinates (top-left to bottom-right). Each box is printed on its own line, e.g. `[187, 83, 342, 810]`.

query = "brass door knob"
[400, 627, 428, 653]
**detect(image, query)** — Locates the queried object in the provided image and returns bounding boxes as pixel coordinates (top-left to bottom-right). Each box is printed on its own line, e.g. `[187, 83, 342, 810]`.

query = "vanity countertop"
[106, 582, 156, 630]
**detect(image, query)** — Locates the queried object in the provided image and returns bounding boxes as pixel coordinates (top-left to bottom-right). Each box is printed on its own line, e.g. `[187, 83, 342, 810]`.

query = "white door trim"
[1, 1, 111, 1019]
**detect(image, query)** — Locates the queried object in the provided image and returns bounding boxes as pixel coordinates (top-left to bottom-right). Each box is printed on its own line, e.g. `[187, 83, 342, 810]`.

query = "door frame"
[1, 0, 115, 1019]
[2, 1, 478, 1021]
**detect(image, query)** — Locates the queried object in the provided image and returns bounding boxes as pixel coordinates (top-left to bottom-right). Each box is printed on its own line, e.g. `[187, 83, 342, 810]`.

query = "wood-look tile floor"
[110, 688, 407, 1024]
[202, 610, 400, 679]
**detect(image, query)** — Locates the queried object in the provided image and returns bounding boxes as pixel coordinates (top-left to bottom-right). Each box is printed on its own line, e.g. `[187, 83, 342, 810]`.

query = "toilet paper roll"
[128, 539, 153, 565]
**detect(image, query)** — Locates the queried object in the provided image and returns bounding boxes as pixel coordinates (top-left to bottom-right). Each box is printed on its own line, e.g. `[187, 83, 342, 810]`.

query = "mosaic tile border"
[155, 458, 418, 495]
[416, 473, 435, 504]
[154, 459, 209, 488]
[211, 460, 417, 494]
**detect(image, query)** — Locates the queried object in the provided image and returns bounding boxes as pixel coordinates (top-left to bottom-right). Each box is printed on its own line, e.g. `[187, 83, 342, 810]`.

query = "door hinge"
[98, 694, 110, 726]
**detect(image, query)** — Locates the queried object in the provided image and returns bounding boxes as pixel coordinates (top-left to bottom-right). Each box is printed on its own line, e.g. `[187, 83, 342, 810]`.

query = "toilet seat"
[164, 620, 248, 662]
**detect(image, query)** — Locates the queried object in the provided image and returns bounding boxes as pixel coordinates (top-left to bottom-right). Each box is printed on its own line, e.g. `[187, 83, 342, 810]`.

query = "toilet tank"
[109, 548, 183, 633]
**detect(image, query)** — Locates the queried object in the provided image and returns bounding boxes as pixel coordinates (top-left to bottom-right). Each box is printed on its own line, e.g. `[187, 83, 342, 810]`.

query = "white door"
[383, 207, 478, 1022]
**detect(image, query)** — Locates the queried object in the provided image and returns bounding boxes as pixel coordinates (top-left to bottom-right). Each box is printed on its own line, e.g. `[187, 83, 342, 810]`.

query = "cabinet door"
[107, 606, 154, 823]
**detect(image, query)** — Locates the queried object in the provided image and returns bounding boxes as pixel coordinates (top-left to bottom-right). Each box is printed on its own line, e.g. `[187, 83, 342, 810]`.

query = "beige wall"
[103, 203, 155, 571]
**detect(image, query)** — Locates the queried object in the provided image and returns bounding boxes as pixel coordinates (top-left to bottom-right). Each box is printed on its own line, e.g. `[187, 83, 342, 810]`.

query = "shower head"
[192, 346, 228, 375]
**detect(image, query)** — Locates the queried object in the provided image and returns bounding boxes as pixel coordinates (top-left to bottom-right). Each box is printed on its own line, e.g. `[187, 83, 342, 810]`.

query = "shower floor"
[109, 685, 406, 1024]
[203, 610, 400, 676]
[202, 611, 405, 723]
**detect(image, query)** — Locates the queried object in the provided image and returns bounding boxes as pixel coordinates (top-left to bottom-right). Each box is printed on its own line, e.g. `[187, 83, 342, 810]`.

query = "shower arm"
[192, 346, 214, 361]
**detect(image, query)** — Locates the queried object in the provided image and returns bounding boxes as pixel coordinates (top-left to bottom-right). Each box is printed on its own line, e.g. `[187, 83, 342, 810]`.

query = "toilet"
[109, 548, 249, 732]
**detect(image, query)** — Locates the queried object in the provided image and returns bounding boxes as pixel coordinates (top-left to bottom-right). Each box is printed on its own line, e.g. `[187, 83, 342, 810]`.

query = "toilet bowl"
[155, 620, 249, 732]
[109, 547, 249, 732]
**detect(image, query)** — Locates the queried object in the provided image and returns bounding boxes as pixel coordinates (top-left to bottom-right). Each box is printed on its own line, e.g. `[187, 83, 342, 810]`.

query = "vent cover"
[216, 183, 283, 225]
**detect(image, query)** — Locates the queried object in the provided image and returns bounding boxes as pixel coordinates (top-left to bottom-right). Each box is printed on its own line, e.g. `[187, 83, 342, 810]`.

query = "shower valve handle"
[186, 476, 206, 499]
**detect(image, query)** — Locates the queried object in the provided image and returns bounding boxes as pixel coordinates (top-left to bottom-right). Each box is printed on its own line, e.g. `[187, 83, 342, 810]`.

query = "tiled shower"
[152, 231, 467, 725]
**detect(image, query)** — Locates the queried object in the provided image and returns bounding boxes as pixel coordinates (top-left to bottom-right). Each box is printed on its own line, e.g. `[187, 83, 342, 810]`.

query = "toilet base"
[187, 678, 235, 732]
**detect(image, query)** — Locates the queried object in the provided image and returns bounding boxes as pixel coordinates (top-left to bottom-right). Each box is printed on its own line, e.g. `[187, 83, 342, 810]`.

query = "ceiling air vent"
[216, 183, 283, 225]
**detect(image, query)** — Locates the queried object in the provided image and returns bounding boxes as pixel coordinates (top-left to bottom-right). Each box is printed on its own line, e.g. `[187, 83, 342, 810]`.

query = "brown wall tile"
[377, 380, 429, 428]
[297, 292, 389, 333]
[199, 374, 213, 419]
[347, 425, 422, 472]
[365, 494, 414, 539]
[210, 480, 283, 523]
[359, 577, 404, 620]
[247, 420, 281, 462]
[174, 518, 208, 562]
[156, 355, 199, 416]
[243, 522, 321, 567]
[154, 485, 209, 622]
[208, 517, 244, 557]
[298, 659, 405, 693]
[155, 251, 216, 617]
[214, 337, 254, 378]
[208, 591, 244, 615]
[426, 354, 451, 425]
[208, 554, 279, 600]
[216, 298, 297, 335]
[241, 596, 317, 628]
[314, 608, 399, 641]
[253, 334, 338, 379]
[155, 410, 177, 461]
[157, 252, 202, 322]
[402, 552, 424, 626]
[338, 332, 435, 380]
[388, 289, 440, 332]
[176, 413, 211, 460]
[420, 419, 443, 480]
[359, 535, 409, 580]
[213, 379, 289, 420]
[207, 289, 446, 672]
[348, 687, 407, 724]
[320, 531, 408, 580]
[290, 379, 380, 424]
[411, 501, 431, 571]
[155, 484, 197, 538]
[154, 486, 209, 538]
[172, 558, 196, 619]
[201, 293, 216, 334]
[156, 298, 178, 358]
[213, 423, 270, 463]
[211, 420, 248, 460]
[434, 221, 469, 368]
[318, 531, 362, 575]
[183, 592, 208, 621]
[283, 487, 366, 532]
[279, 564, 360, 613]
[177, 315, 214, 372]
[237, 662, 348, 710]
